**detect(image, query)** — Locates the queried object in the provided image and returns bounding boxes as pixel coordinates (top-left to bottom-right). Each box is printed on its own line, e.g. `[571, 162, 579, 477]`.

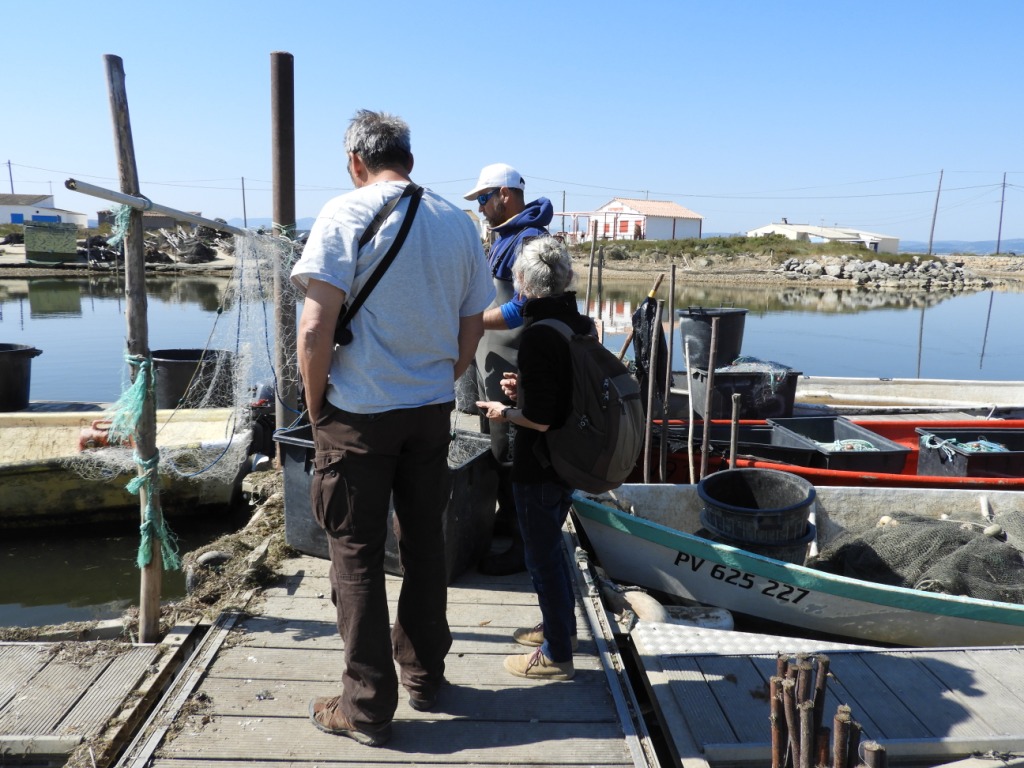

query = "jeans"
[513, 480, 577, 662]
[311, 401, 454, 728]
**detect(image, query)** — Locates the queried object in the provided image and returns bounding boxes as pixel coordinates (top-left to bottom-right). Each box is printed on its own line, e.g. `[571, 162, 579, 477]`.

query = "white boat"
[794, 375, 1024, 413]
[0, 407, 249, 531]
[572, 482, 1024, 647]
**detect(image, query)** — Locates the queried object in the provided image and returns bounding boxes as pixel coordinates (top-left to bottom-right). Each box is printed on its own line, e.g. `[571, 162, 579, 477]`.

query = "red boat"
[654, 418, 1024, 489]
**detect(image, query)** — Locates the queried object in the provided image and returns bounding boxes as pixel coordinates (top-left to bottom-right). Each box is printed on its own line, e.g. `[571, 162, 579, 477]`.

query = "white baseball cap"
[463, 163, 526, 200]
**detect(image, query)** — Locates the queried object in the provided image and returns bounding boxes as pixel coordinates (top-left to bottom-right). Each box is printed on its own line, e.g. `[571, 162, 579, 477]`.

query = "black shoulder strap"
[335, 183, 424, 344]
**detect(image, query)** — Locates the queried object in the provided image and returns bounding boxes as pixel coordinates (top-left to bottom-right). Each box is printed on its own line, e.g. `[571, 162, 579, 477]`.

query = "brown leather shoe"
[308, 696, 391, 746]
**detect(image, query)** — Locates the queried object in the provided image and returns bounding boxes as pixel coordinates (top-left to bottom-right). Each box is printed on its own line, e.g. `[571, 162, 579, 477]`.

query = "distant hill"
[899, 239, 1024, 255]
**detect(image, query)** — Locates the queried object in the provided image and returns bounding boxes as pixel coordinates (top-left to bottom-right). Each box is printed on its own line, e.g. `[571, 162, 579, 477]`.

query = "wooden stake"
[815, 727, 830, 768]
[729, 392, 741, 467]
[833, 708, 851, 768]
[770, 676, 786, 768]
[782, 678, 800, 767]
[861, 740, 886, 768]
[643, 300, 663, 483]
[847, 719, 862, 768]
[798, 701, 814, 768]
[812, 655, 831, 736]
[105, 54, 162, 643]
[699, 316, 719, 479]
[585, 219, 597, 312]
[660, 264, 676, 482]
[684, 339, 696, 484]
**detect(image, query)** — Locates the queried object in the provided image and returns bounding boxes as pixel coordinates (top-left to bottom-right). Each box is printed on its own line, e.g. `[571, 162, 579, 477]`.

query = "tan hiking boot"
[504, 648, 575, 680]
[308, 696, 391, 746]
[513, 622, 579, 651]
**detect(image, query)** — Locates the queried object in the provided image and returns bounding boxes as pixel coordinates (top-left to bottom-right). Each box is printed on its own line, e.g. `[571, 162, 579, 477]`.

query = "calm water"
[1, 274, 1022, 627]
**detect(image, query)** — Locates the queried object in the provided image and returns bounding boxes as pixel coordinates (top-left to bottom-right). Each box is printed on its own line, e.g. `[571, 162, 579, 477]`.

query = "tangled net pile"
[808, 510, 1024, 604]
[62, 232, 298, 502]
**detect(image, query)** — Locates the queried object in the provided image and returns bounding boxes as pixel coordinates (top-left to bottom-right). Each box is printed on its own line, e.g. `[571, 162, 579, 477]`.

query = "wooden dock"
[116, 543, 656, 768]
[631, 622, 1024, 767]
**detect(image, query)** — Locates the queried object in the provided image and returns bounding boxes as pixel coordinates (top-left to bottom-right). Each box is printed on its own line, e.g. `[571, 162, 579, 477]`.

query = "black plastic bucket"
[0, 344, 43, 412]
[152, 349, 234, 409]
[697, 520, 817, 564]
[697, 468, 815, 544]
[676, 307, 748, 370]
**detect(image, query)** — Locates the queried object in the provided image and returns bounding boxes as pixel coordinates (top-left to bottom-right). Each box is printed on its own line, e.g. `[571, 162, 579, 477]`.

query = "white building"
[587, 198, 704, 242]
[0, 194, 88, 228]
[746, 222, 899, 254]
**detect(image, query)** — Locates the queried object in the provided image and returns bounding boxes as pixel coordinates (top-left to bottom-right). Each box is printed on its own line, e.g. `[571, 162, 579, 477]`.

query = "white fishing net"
[62, 232, 296, 492]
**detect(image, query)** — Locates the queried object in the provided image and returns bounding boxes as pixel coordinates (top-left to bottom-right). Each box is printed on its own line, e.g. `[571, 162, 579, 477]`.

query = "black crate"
[689, 367, 801, 420]
[915, 428, 1024, 478]
[274, 424, 498, 583]
[665, 422, 818, 466]
[768, 416, 910, 473]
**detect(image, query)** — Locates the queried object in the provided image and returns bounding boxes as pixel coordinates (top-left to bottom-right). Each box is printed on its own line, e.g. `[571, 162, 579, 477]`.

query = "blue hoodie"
[489, 197, 554, 329]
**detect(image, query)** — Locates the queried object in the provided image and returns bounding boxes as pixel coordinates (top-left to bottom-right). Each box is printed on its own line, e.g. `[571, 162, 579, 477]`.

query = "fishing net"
[631, 297, 668, 408]
[807, 511, 1024, 604]
[62, 231, 295, 493]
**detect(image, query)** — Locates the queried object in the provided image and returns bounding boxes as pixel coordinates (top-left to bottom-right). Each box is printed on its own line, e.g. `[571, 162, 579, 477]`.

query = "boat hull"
[572, 483, 1024, 646]
[0, 408, 247, 531]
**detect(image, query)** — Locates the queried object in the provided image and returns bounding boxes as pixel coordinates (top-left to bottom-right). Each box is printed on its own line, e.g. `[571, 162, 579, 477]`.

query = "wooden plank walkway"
[123, 547, 654, 767]
[631, 623, 1024, 767]
[0, 638, 175, 764]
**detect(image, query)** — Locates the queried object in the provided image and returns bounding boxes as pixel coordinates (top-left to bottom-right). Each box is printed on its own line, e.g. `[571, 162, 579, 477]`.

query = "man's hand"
[297, 279, 346, 422]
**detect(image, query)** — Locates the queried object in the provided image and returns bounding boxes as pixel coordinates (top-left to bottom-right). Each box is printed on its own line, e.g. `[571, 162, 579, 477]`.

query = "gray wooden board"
[0, 650, 103, 734]
[880, 650, 1024, 738]
[268, 574, 540, 604]
[858, 651, 994, 740]
[0, 645, 49, 710]
[60, 647, 158, 738]
[158, 715, 634, 764]
[233, 614, 596, 657]
[823, 652, 932, 739]
[196, 675, 618, 723]
[203, 643, 603, 685]
[660, 656, 736, 746]
[962, 647, 1024, 697]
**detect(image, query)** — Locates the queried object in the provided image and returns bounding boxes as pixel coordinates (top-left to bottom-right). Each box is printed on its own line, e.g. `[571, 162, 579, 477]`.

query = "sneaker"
[513, 622, 579, 651]
[504, 648, 575, 680]
[308, 696, 391, 746]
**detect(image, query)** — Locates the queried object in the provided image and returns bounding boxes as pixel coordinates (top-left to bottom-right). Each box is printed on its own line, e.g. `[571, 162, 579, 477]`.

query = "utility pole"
[6, 160, 13, 194]
[241, 176, 248, 228]
[561, 190, 566, 236]
[927, 169, 943, 257]
[996, 171, 1006, 255]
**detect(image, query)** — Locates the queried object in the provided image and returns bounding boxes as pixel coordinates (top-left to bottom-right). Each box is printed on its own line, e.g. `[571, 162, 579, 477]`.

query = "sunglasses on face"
[476, 189, 499, 206]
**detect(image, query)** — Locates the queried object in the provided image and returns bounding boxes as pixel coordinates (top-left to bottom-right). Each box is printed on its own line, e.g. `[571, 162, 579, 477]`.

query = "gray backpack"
[536, 319, 644, 493]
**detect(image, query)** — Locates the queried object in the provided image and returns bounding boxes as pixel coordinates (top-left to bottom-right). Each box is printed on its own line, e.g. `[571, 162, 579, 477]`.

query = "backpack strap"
[335, 183, 424, 345]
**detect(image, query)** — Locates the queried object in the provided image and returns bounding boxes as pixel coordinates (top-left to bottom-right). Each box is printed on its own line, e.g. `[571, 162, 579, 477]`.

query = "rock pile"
[777, 255, 992, 291]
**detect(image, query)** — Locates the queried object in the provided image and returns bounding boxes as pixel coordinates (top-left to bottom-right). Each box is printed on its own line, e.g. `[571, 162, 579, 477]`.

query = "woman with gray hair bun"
[477, 235, 593, 681]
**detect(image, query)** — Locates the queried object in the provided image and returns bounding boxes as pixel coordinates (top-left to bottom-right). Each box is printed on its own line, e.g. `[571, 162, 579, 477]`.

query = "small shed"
[0, 194, 88, 228]
[591, 198, 703, 241]
[747, 222, 900, 254]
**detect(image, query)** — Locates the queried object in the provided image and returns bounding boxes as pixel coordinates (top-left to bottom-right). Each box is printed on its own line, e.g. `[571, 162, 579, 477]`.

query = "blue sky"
[4, 1, 1021, 242]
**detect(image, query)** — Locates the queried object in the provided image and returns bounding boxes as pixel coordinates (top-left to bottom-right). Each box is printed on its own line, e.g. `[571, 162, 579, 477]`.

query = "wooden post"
[782, 678, 800, 767]
[770, 676, 786, 768]
[812, 655, 831, 736]
[585, 219, 597, 312]
[105, 54, 162, 643]
[699, 316, 719, 479]
[659, 265, 676, 482]
[833, 707, 852, 768]
[798, 700, 814, 768]
[271, 52, 298, 443]
[617, 273, 663, 361]
[684, 339, 695, 484]
[847, 719, 862, 768]
[596, 246, 605, 321]
[729, 393, 741, 467]
[861, 740, 886, 768]
[643, 300, 663, 483]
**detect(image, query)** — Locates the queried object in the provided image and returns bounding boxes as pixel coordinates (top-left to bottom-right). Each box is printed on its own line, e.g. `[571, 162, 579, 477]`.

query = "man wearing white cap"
[463, 163, 554, 575]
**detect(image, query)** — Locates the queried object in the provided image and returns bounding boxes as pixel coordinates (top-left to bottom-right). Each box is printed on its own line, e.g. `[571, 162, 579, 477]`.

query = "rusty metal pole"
[271, 51, 298, 450]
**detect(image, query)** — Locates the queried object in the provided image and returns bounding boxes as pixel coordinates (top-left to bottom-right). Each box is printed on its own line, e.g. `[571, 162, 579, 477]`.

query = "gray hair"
[514, 236, 574, 298]
[344, 110, 412, 172]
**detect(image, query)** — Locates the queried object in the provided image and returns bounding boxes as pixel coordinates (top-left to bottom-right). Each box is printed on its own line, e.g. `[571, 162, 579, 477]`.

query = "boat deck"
[117, 548, 655, 768]
[632, 622, 1024, 767]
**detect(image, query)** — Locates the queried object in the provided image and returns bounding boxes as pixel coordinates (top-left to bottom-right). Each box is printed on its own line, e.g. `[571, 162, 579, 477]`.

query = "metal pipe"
[64, 177, 247, 236]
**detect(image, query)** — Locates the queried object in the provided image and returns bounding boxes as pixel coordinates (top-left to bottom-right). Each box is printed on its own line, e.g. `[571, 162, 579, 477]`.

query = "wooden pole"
[861, 740, 886, 768]
[105, 54, 162, 643]
[642, 300, 663, 483]
[729, 393, 741, 468]
[699, 316, 719, 479]
[616, 273, 663, 361]
[927, 169, 943, 257]
[833, 707, 852, 768]
[798, 700, 814, 768]
[770, 676, 786, 768]
[271, 52, 299, 444]
[782, 678, 800, 768]
[685, 339, 696, 485]
[585, 220, 597, 312]
[660, 265, 676, 482]
[996, 171, 1007, 254]
[812, 655, 831, 736]
[596, 246, 605, 321]
[847, 719, 862, 768]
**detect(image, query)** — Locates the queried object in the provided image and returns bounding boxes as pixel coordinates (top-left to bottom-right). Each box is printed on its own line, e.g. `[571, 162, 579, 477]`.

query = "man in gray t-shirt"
[291, 110, 494, 747]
